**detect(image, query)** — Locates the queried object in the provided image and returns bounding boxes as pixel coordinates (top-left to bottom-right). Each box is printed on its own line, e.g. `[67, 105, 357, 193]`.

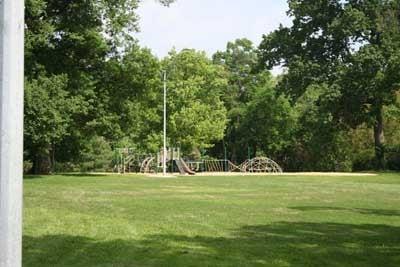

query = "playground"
[115, 147, 284, 175]
[23, 172, 400, 267]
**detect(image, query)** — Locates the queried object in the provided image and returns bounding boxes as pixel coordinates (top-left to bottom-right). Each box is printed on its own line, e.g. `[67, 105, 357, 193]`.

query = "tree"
[212, 39, 262, 161]
[162, 49, 228, 153]
[289, 83, 352, 171]
[101, 45, 164, 153]
[239, 72, 295, 160]
[24, 75, 80, 174]
[258, 0, 400, 169]
[24, 0, 176, 173]
[24, 0, 140, 173]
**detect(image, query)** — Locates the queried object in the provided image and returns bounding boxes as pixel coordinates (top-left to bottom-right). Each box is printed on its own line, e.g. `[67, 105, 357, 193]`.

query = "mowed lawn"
[23, 173, 400, 267]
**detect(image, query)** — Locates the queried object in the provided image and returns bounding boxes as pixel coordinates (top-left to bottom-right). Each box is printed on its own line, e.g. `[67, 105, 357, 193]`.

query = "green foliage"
[284, 84, 353, 171]
[79, 136, 114, 172]
[23, 0, 400, 172]
[101, 45, 163, 153]
[258, 0, 400, 170]
[25, 75, 80, 146]
[162, 49, 228, 152]
[23, 0, 153, 172]
[24, 75, 81, 173]
[212, 39, 286, 162]
[23, 161, 34, 174]
[240, 73, 295, 157]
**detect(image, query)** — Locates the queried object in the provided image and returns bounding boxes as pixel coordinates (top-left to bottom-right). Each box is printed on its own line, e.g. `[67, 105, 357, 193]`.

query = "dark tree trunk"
[33, 145, 52, 174]
[231, 144, 237, 163]
[374, 106, 385, 170]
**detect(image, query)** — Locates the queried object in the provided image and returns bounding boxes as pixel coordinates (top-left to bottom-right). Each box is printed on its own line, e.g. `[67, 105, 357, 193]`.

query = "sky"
[136, 0, 291, 59]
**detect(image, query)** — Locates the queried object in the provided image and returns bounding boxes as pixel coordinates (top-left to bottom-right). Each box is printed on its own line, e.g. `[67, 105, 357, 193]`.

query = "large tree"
[259, 0, 400, 169]
[24, 75, 80, 173]
[211, 39, 296, 163]
[101, 45, 163, 153]
[212, 39, 264, 161]
[162, 49, 228, 153]
[239, 72, 295, 160]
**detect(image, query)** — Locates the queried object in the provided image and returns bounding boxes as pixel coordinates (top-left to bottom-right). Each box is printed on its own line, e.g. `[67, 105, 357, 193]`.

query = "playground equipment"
[201, 159, 241, 172]
[175, 158, 195, 175]
[189, 157, 283, 173]
[238, 157, 283, 173]
[115, 148, 136, 173]
[140, 157, 156, 173]
[115, 148, 283, 175]
[156, 148, 195, 175]
[115, 148, 157, 174]
[115, 147, 191, 174]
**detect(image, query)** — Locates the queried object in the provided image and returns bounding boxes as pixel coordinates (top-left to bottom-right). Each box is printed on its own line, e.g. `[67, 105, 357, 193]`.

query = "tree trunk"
[33, 145, 52, 174]
[374, 106, 385, 170]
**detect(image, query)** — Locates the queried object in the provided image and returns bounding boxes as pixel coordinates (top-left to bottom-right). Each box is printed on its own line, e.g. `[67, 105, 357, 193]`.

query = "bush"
[387, 145, 400, 171]
[23, 161, 33, 174]
[54, 162, 77, 173]
[352, 150, 376, 171]
[79, 136, 113, 172]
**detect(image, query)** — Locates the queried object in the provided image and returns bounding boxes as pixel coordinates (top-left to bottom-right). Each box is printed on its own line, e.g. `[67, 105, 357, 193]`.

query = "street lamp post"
[0, 0, 25, 266]
[163, 70, 167, 176]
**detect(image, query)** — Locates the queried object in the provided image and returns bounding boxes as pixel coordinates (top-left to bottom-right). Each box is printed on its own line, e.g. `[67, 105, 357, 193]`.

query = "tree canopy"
[259, 0, 400, 169]
[23, 0, 400, 173]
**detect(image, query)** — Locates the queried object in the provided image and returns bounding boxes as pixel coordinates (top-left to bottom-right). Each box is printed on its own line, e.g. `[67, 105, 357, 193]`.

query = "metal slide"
[175, 158, 196, 175]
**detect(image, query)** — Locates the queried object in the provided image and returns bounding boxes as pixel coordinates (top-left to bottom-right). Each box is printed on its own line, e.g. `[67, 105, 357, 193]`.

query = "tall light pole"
[163, 70, 167, 176]
[0, 0, 24, 266]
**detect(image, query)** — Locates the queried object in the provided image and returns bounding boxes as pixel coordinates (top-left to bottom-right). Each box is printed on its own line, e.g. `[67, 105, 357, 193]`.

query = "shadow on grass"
[55, 173, 111, 178]
[24, 175, 48, 180]
[291, 206, 400, 217]
[23, 222, 400, 267]
[24, 173, 111, 180]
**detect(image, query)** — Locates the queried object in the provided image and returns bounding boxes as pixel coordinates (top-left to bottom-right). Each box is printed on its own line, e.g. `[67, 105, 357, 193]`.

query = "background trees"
[24, 75, 80, 173]
[211, 39, 295, 163]
[24, 0, 172, 173]
[258, 0, 400, 170]
[162, 50, 228, 155]
[23, 0, 400, 173]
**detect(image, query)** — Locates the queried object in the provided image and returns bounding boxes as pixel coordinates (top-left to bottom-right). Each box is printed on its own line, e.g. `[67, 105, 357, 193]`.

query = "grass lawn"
[23, 173, 400, 267]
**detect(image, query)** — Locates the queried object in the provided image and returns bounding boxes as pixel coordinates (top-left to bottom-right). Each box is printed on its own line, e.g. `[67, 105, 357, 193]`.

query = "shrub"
[23, 161, 33, 174]
[79, 136, 113, 172]
[387, 145, 400, 171]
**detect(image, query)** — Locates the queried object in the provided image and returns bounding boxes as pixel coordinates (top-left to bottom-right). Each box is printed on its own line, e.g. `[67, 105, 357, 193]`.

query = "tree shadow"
[24, 175, 43, 180]
[290, 206, 400, 217]
[24, 173, 111, 180]
[24, 222, 400, 267]
[55, 173, 111, 177]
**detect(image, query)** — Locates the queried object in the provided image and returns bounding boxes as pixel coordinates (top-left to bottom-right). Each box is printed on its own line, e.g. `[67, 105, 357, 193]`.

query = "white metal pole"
[0, 0, 24, 266]
[163, 71, 167, 176]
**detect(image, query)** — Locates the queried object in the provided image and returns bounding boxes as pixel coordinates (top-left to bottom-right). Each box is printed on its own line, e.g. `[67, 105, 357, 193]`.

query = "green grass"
[23, 173, 400, 267]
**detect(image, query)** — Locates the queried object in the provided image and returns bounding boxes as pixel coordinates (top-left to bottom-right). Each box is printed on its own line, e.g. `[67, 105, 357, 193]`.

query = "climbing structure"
[238, 157, 283, 173]
[116, 147, 283, 175]
[202, 160, 241, 172]
[140, 157, 155, 173]
[138, 148, 196, 175]
[115, 148, 136, 173]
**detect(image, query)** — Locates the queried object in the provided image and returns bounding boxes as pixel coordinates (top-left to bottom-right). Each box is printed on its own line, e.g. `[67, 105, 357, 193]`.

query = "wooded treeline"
[24, 0, 400, 174]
